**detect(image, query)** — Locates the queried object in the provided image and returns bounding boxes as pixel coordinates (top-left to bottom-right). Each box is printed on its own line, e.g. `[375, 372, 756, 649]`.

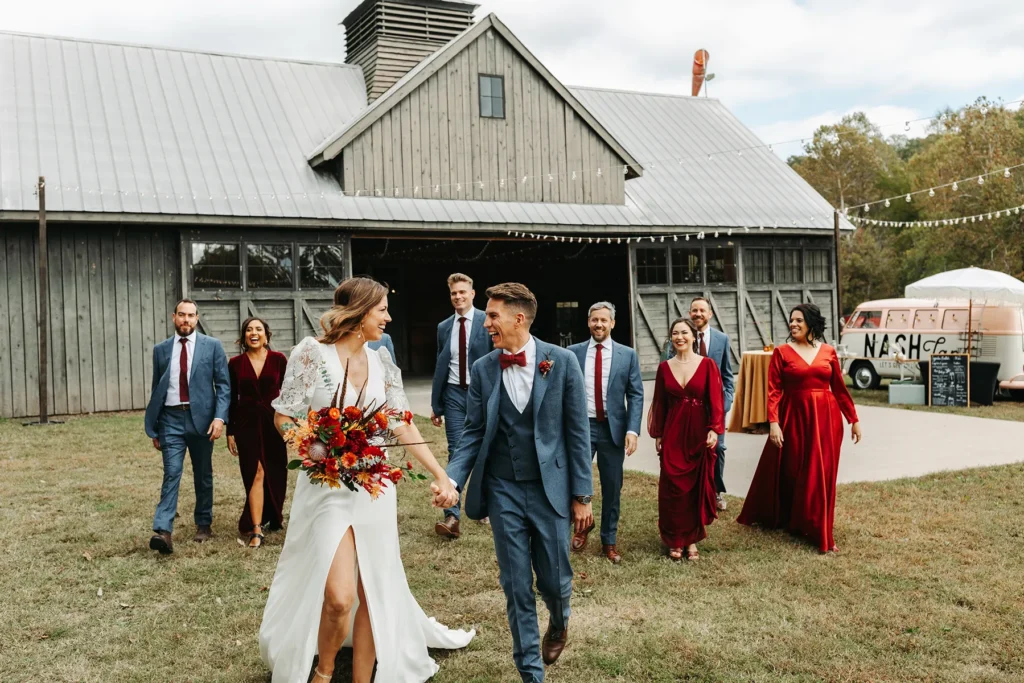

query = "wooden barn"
[0, 0, 850, 419]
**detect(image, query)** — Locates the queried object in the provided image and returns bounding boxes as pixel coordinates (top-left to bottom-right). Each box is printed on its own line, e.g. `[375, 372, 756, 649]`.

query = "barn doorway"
[351, 237, 633, 375]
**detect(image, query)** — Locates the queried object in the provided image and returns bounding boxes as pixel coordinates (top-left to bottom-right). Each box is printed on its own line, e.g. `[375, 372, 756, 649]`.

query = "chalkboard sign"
[928, 353, 970, 407]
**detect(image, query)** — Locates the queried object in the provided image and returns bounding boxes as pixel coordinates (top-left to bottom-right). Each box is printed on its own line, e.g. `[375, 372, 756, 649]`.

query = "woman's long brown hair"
[318, 277, 388, 345]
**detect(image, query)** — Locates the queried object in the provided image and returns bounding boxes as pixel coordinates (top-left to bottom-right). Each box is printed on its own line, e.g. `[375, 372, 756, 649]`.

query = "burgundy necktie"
[595, 343, 606, 422]
[179, 338, 190, 403]
[699, 332, 707, 357]
[458, 317, 467, 388]
[499, 352, 527, 370]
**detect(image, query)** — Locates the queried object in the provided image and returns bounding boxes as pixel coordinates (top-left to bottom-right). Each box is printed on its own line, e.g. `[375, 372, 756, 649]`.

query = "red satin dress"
[737, 344, 858, 552]
[227, 351, 289, 535]
[647, 358, 725, 549]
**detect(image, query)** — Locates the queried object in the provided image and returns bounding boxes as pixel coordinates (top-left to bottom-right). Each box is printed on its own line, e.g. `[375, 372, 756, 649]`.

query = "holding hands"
[430, 479, 459, 509]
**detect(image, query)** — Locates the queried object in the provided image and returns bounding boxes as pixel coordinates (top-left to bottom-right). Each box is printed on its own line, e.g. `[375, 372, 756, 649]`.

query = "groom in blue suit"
[567, 302, 643, 563]
[443, 283, 592, 683]
[144, 299, 230, 554]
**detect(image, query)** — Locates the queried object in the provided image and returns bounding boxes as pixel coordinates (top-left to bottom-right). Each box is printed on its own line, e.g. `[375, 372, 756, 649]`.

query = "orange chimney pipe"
[692, 49, 709, 97]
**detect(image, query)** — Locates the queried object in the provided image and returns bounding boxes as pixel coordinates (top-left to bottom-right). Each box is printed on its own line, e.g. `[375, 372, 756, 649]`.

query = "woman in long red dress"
[737, 303, 862, 553]
[648, 318, 725, 561]
[227, 317, 289, 548]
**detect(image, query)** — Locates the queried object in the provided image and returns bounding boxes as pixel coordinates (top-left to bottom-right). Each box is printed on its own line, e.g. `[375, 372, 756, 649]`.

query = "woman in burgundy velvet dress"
[647, 318, 725, 561]
[737, 303, 863, 553]
[227, 317, 289, 548]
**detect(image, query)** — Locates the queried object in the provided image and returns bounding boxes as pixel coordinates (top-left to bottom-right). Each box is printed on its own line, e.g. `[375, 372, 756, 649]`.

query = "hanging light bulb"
[885, 199, 891, 207]
[904, 121, 911, 132]
[978, 176, 985, 186]
[929, 188, 935, 197]
[759, 225, 764, 230]
[952, 181, 958, 191]
[1004, 168, 1011, 178]
[905, 194, 911, 203]
[685, 234, 690, 241]
[707, 154, 713, 161]
[864, 204, 870, 213]
[768, 144, 773, 152]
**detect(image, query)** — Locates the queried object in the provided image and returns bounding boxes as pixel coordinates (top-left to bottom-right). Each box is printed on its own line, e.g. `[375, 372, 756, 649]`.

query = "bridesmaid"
[227, 317, 289, 549]
[737, 303, 862, 553]
[647, 318, 725, 561]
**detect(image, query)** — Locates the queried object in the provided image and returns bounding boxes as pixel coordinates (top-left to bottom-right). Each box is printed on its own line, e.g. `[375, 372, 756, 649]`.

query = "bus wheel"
[850, 362, 880, 390]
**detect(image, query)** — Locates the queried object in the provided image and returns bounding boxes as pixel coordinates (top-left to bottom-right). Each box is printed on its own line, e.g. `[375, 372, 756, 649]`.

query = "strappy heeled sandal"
[313, 668, 332, 680]
[668, 547, 683, 562]
[247, 532, 264, 549]
[686, 546, 700, 561]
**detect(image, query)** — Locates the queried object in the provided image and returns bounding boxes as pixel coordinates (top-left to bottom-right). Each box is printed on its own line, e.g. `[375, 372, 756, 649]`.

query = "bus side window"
[849, 310, 882, 329]
[913, 309, 939, 330]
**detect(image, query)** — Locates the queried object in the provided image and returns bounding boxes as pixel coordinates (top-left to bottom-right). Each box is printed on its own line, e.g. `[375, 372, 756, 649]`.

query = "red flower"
[340, 452, 358, 469]
[389, 468, 403, 483]
[330, 430, 347, 448]
[324, 458, 340, 476]
[539, 359, 554, 376]
[348, 429, 368, 449]
[343, 406, 363, 421]
[374, 412, 389, 430]
[362, 445, 384, 459]
[403, 410, 414, 424]
[406, 461, 413, 470]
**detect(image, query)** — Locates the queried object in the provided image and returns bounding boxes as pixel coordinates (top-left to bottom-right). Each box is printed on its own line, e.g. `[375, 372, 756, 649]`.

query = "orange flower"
[340, 452, 358, 469]
[328, 407, 341, 421]
[374, 412, 389, 430]
[307, 410, 318, 422]
[343, 406, 363, 421]
[388, 468, 403, 483]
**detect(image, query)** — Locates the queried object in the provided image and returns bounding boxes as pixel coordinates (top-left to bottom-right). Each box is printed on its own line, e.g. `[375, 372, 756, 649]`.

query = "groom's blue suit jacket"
[144, 333, 231, 438]
[446, 338, 592, 520]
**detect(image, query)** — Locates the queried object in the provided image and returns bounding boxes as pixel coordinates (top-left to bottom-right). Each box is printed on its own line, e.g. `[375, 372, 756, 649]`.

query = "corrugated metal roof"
[0, 29, 845, 232]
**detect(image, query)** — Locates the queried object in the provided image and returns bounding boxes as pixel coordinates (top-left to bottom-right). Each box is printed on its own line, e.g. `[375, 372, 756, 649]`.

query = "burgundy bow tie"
[499, 351, 527, 370]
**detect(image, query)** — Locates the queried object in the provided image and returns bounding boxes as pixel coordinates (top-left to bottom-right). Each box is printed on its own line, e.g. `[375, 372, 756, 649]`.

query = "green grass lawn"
[2, 413, 1023, 682]
[845, 377, 1024, 422]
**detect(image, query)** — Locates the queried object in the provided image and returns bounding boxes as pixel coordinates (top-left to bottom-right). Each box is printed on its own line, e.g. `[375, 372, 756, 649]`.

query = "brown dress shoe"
[570, 523, 593, 553]
[601, 544, 622, 564]
[434, 515, 461, 539]
[542, 622, 568, 665]
[149, 530, 173, 555]
[194, 525, 213, 543]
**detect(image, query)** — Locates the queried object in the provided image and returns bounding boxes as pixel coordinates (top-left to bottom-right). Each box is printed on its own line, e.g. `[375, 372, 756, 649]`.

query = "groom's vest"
[487, 383, 540, 481]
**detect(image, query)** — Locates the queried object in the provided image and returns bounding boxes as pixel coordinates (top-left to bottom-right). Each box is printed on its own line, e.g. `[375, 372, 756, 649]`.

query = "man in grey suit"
[441, 283, 592, 683]
[430, 273, 492, 539]
[567, 302, 643, 564]
[690, 297, 735, 510]
[144, 299, 230, 554]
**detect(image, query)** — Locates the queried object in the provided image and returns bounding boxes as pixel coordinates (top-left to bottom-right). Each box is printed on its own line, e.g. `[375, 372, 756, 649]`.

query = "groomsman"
[430, 273, 492, 538]
[144, 299, 230, 554]
[689, 297, 735, 510]
[567, 302, 643, 563]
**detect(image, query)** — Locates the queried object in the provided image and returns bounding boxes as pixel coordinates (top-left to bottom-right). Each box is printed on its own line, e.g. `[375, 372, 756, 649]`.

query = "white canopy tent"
[904, 266, 1024, 305]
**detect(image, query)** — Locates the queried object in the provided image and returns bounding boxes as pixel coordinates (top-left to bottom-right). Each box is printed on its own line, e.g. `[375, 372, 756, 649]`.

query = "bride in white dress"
[261, 277, 474, 682]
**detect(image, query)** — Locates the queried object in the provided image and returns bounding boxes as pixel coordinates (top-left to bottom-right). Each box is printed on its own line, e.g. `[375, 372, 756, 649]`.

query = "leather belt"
[165, 404, 191, 411]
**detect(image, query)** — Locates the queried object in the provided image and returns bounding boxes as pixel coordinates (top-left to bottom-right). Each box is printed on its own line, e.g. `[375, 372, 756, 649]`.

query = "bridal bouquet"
[283, 366, 424, 498]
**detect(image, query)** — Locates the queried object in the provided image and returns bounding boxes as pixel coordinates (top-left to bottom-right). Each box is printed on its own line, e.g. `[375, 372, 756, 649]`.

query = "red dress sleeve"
[704, 360, 725, 435]
[647, 362, 668, 438]
[766, 347, 785, 424]
[227, 356, 239, 436]
[828, 346, 859, 424]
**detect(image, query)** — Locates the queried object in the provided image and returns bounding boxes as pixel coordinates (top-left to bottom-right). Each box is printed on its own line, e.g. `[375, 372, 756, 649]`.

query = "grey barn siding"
[340, 30, 625, 205]
[0, 225, 178, 419]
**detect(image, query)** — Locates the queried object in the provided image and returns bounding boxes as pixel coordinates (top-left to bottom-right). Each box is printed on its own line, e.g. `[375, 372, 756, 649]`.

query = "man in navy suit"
[430, 273, 492, 539]
[144, 299, 230, 554]
[567, 302, 643, 563]
[441, 283, 591, 682]
[690, 297, 735, 510]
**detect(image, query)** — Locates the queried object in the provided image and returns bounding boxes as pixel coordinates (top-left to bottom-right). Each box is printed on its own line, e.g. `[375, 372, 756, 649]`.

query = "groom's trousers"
[153, 409, 215, 533]
[486, 474, 572, 683]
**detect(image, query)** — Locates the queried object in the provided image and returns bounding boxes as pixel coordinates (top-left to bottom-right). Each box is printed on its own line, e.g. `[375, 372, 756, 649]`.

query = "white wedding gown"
[260, 337, 474, 682]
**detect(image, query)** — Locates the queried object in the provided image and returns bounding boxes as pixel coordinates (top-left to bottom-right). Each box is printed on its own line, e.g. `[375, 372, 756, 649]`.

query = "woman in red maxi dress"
[227, 317, 289, 548]
[737, 303, 862, 553]
[648, 318, 725, 561]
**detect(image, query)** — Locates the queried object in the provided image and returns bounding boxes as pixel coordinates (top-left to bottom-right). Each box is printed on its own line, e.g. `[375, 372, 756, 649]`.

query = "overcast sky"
[6, 0, 1024, 157]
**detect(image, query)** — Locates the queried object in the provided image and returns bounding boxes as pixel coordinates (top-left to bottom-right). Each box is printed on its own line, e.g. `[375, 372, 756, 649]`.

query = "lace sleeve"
[271, 337, 323, 417]
[376, 347, 411, 426]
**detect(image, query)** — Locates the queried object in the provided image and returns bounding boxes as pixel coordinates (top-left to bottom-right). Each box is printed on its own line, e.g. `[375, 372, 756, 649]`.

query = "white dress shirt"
[501, 336, 536, 414]
[165, 330, 197, 406]
[585, 337, 612, 420]
[447, 307, 476, 386]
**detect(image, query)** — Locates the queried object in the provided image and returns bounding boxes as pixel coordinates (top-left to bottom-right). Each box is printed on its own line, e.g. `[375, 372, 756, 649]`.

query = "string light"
[852, 160, 1024, 212]
[849, 201, 1024, 229]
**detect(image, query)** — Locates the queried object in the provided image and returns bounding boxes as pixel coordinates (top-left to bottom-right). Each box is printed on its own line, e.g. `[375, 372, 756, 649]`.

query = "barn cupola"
[343, 0, 479, 102]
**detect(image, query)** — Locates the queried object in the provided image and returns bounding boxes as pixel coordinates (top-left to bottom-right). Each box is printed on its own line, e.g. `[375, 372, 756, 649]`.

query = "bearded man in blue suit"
[440, 282, 592, 683]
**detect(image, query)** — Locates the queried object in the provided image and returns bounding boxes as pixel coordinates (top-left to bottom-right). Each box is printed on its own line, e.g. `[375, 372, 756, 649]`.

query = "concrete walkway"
[403, 378, 1024, 491]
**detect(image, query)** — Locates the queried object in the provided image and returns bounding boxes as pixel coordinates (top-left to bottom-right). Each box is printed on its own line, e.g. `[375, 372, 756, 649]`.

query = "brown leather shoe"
[194, 525, 213, 543]
[434, 515, 461, 539]
[602, 544, 622, 564]
[542, 622, 568, 665]
[149, 530, 173, 555]
[570, 523, 593, 553]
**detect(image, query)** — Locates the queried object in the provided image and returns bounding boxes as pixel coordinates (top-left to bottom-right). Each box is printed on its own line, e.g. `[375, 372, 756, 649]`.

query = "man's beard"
[175, 324, 195, 337]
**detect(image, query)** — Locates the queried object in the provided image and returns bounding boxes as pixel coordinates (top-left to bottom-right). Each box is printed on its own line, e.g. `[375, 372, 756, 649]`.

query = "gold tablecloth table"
[727, 350, 773, 433]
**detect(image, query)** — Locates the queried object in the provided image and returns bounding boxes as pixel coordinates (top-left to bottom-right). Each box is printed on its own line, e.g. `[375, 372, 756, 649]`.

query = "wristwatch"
[573, 495, 592, 505]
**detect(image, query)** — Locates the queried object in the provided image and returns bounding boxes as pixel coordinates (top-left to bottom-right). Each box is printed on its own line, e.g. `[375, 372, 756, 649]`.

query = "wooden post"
[37, 176, 50, 424]
[834, 210, 844, 333]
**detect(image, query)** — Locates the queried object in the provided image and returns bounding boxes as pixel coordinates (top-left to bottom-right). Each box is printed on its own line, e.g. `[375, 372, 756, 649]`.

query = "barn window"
[805, 249, 831, 283]
[705, 246, 736, 283]
[479, 75, 505, 118]
[300, 245, 347, 289]
[744, 248, 772, 284]
[247, 244, 293, 289]
[776, 249, 802, 283]
[636, 248, 668, 285]
[192, 242, 241, 289]
[671, 248, 702, 284]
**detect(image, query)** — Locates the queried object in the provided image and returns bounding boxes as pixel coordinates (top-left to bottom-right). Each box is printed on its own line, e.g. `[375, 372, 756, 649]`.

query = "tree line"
[788, 98, 1024, 314]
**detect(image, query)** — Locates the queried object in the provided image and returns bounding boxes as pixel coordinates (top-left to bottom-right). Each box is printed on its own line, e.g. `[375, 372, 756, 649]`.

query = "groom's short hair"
[486, 283, 537, 323]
